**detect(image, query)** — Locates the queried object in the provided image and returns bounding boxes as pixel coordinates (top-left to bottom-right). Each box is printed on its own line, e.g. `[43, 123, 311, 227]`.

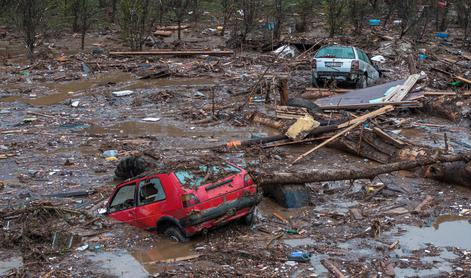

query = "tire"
[242, 209, 256, 225]
[286, 98, 321, 115]
[114, 156, 148, 179]
[356, 75, 367, 89]
[163, 226, 188, 242]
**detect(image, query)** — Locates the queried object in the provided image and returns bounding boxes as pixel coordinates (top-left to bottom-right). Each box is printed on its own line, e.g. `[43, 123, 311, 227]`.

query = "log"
[250, 112, 283, 129]
[337, 105, 394, 129]
[413, 195, 433, 213]
[321, 259, 345, 278]
[292, 121, 363, 164]
[424, 161, 471, 187]
[279, 77, 289, 105]
[293, 106, 394, 164]
[109, 50, 234, 57]
[256, 153, 471, 186]
[301, 90, 336, 100]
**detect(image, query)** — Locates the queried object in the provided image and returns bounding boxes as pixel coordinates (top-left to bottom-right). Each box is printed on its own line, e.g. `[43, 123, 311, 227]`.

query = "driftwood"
[422, 96, 461, 122]
[257, 153, 471, 186]
[424, 161, 471, 187]
[321, 259, 345, 278]
[109, 50, 234, 57]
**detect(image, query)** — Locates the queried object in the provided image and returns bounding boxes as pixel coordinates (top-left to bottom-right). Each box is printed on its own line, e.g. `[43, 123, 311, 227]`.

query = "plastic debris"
[103, 150, 118, 158]
[112, 90, 134, 97]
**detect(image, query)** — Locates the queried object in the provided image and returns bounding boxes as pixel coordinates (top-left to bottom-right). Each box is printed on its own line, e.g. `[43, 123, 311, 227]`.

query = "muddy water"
[83, 121, 266, 139]
[396, 215, 471, 250]
[0, 251, 23, 276]
[87, 250, 149, 277]
[47, 72, 131, 93]
[87, 240, 196, 276]
[0, 72, 133, 106]
[124, 77, 214, 90]
[131, 240, 196, 273]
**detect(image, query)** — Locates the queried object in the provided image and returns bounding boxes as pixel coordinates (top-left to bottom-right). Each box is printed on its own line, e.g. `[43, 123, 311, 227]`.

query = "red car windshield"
[174, 163, 241, 188]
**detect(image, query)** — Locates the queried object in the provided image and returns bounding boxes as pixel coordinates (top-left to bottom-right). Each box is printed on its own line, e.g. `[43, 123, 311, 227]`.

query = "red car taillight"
[181, 194, 200, 207]
[351, 60, 359, 71]
[312, 58, 317, 70]
[244, 174, 254, 187]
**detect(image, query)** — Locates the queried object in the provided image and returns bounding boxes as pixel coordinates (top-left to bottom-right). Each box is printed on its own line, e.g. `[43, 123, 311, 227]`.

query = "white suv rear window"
[316, 47, 355, 59]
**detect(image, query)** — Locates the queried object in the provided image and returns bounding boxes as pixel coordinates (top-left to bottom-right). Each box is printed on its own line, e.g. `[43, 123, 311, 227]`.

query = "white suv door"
[356, 48, 379, 85]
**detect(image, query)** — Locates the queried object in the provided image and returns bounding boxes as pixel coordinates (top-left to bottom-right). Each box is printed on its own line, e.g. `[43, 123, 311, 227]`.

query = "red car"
[105, 160, 261, 241]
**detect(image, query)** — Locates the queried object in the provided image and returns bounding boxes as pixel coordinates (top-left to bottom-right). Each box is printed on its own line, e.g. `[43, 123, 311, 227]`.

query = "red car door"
[107, 182, 138, 226]
[133, 174, 179, 229]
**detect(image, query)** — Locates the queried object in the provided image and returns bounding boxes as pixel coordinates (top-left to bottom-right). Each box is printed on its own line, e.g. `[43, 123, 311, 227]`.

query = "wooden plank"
[373, 127, 405, 147]
[156, 25, 190, 30]
[455, 76, 471, 85]
[293, 106, 394, 164]
[319, 101, 421, 110]
[321, 259, 346, 278]
[109, 50, 234, 57]
[304, 87, 352, 93]
[337, 105, 394, 129]
[292, 121, 363, 164]
[423, 91, 458, 96]
[383, 74, 421, 102]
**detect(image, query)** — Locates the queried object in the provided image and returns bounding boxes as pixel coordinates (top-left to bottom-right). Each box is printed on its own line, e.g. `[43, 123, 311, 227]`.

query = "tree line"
[0, 0, 469, 60]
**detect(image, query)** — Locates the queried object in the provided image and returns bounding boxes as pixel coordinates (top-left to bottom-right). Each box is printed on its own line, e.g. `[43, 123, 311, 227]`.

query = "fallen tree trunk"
[109, 50, 234, 57]
[256, 153, 471, 185]
[424, 161, 471, 187]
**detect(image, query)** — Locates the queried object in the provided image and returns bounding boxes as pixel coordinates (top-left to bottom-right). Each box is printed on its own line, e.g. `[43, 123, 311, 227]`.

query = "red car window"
[109, 184, 136, 213]
[138, 178, 166, 206]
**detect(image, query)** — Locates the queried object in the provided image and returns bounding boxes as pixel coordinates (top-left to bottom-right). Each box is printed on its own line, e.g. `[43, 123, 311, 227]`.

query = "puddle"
[284, 238, 316, 248]
[0, 72, 132, 106]
[87, 240, 196, 276]
[131, 240, 196, 273]
[87, 250, 149, 277]
[46, 72, 132, 93]
[258, 198, 310, 219]
[124, 77, 215, 90]
[83, 121, 264, 139]
[0, 252, 23, 276]
[395, 215, 471, 250]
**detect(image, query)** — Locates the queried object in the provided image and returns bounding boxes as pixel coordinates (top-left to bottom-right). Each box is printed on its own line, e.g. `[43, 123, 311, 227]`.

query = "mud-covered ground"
[1, 22, 471, 278]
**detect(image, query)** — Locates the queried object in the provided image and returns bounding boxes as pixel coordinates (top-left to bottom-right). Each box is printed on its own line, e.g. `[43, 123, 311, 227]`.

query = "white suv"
[312, 45, 380, 88]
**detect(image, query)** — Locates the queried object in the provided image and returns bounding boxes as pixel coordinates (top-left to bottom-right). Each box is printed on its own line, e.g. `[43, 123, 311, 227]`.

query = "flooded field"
[1, 10, 471, 278]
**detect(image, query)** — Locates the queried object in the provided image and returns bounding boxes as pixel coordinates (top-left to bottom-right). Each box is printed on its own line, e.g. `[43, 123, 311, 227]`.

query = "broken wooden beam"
[413, 195, 433, 214]
[257, 153, 471, 186]
[250, 112, 283, 129]
[109, 50, 234, 57]
[321, 259, 345, 278]
[319, 101, 421, 110]
[383, 74, 421, 102]
[293, 106, 394, 164]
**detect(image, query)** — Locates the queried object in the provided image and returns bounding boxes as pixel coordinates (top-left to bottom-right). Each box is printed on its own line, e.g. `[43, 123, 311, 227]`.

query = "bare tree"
[77, 0, 99, 50]
[220, 0, 236, 36]
[118, 0, 152, 50]
[168, 0, 191, 40]
[295, 0, 315, 32]
[348, 0, 369, 35]
[11, 0, 49, 60]
[456, 0, 471, 46]
[322, 0, 347, 37]
[273, 0, 283, 41]
[239, 0, 261, 41]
